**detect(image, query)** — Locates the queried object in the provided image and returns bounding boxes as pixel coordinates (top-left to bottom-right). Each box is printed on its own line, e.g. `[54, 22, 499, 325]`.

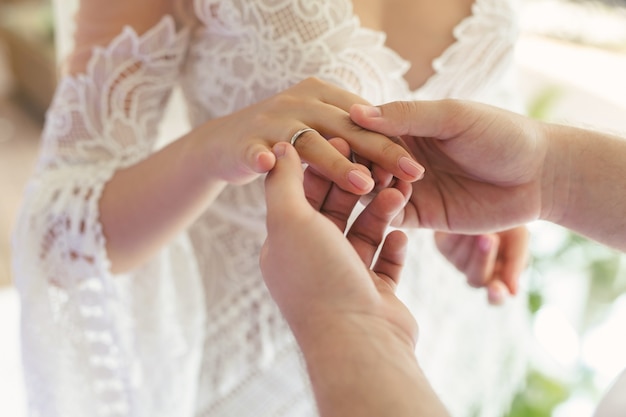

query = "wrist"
[183, 123, 229, 188]
[538, 124, 626, 250]
[292, 311, 417, 362]
[293, 313, 450, 417]
[539, 122, 574, 225]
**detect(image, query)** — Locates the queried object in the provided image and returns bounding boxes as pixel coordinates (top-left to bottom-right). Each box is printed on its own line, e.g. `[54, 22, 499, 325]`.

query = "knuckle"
[301, 76, 326, 89]
[328, 155, 350, 175]
[396, 100, 416, 116]
[395, 101, 418, 124]
[293, 77, 327, 94]
[381, 138, 401, 158]
[251, 111, 272, 128]
[340, 115, 370, 137]
[269, 93, 300, 110]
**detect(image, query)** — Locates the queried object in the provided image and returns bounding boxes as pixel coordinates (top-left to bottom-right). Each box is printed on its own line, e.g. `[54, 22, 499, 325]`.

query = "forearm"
[294, 317, 450, 417]
[100, 127, 226, 273]
[541, 123, 626, 251]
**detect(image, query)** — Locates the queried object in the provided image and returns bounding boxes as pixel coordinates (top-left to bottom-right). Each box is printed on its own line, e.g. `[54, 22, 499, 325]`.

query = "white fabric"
[593, 369, 626, 417]
[13, 1, 530, 416]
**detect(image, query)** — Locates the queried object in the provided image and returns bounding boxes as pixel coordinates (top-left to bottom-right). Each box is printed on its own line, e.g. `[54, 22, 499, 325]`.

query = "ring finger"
[289, 126, 376, 194]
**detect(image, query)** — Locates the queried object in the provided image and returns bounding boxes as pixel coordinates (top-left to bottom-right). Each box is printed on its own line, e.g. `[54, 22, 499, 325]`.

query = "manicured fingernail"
[354, 104, 382, 118]
[273, 143, 287, 158]
[478, 235, 493, 252]
[489, 290, 503, 305]
[399, 157, 425, 179]
[488, 282, 506, 306]
[348, 170, 374, 191]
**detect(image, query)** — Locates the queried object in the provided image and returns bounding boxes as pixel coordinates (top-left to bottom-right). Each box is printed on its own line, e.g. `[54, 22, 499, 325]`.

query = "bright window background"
[1, 1, 626, 416]
[511, 1, 626, 416]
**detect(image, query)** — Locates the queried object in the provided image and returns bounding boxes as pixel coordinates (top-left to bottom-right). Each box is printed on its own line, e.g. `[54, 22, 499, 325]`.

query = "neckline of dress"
[189, 0, 482, 97]
[351, 0, 481, 96]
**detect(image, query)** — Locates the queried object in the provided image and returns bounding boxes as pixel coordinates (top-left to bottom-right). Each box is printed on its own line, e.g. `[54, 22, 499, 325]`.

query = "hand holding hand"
[260, 141, 452, 417]
[260, 141, 416, 347]
[352, 100, 548, 233]
[197, 77, 425, 195]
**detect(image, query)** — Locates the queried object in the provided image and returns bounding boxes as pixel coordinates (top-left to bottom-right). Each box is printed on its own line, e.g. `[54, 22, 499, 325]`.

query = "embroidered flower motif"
[184, 0, 409, 120]
[40, 17, 189, 170]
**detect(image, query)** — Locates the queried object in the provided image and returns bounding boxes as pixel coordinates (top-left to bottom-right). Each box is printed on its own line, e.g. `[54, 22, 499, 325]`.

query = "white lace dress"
[13, 0, 530, 416]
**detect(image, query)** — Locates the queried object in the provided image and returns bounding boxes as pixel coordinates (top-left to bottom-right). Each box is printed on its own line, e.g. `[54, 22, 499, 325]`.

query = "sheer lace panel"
[181, 0, 409, 124]
[41, 17, 189, 170]
[35, 16, 190, 274]
[13, 1, 529, 416]
[13, 15, 193, 416]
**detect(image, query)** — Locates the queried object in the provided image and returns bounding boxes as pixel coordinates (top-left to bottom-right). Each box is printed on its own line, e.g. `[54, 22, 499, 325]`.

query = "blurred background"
[1, 0, 625, 416]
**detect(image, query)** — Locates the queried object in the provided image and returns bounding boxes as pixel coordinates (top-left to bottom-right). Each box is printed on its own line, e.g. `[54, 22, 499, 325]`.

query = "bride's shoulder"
[54, 0, 194, 74]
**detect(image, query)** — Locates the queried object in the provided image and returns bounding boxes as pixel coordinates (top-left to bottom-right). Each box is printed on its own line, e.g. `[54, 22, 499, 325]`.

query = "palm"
[262, 142, 419, 347]
[396, 133, 543, 233]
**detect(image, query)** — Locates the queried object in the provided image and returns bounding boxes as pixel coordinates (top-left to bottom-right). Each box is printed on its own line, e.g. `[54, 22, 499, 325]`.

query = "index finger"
[349, 100, 477, 140]
[287, 79, 426, 184]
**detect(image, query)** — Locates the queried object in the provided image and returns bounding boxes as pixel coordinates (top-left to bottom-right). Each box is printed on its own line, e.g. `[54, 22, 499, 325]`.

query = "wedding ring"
[289, 128, 317, 147]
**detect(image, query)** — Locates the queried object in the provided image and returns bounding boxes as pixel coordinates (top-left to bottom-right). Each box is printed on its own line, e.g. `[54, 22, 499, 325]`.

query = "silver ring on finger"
[289, 127, 317, 147]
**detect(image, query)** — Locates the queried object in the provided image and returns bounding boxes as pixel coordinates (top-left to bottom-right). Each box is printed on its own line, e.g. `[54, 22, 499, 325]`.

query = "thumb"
[264, 143, 308, 227]
[350, 100, 463, 140]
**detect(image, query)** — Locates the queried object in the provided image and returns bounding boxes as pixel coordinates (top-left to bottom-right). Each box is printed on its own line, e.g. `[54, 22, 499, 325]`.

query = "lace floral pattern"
[40, 18, 189, 170]
[14, 1, 528, 416]
[13, 16, 204, 417]
[181, 0, 409, 124]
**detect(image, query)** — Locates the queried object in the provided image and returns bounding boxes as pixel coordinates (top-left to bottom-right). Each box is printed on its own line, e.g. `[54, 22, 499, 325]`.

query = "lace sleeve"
[11, 10, 194, 416]
[18, 11, 190, 297]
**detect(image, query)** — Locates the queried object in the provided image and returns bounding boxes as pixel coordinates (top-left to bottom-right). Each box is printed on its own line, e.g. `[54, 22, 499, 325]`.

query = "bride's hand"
[194, 77, 425, 194]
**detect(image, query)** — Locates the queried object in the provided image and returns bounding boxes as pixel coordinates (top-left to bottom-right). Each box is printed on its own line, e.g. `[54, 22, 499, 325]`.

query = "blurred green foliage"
[508, 370, 571, 417]
[504, 60, 626, 413]
[506, 226, 626, 416]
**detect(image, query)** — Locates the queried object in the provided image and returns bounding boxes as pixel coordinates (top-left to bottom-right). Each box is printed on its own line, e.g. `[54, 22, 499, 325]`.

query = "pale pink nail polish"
[348, 170, 374, 191]
[478, 235, 493, 252]
[273, 143, 287, 158]
[399, 157, 425, 179]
